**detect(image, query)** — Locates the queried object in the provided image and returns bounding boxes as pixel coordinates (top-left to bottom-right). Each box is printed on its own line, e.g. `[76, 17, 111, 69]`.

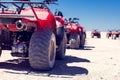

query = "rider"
[54, 9, 63, 17]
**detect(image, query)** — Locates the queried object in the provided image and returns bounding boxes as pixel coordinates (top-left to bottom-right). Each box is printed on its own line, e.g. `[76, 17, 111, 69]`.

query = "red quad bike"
[112, 30, 120, 40]
[91, 30, 101, 38]
[65, 18, 86, 49]
[106, 30, 112, 39]
[0, 0, 66, 70]
[54, 10, 67, 59]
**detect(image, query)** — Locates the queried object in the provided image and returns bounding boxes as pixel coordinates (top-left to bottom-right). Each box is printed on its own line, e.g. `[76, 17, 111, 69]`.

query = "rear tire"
[56, 32, 67, 59]
[112, 34, 116, 40]
[91, 34, 94, 38]
[2, 30, 11, 44]
[106, 34, 109, 38]
[69, 34, 80, 49]
[0, 29, 2, 56]
[79, 33, 86, 48]
[98, 34, 101, 38]
[2, 30, 11, 49]
[29, 30, 56, 70]
[81, 33, 86, 46]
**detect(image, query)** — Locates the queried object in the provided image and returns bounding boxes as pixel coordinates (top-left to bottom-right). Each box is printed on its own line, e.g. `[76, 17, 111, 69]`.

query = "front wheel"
[29, 30, 56, 70]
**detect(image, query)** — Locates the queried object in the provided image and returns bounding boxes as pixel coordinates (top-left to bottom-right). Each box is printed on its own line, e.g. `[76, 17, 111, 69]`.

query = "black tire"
[2, 30, 11, 44]
[69, 34, 80, 49]
[98, 34, 101, 38]
[91, 34, 94, 38]
[29, 30, 56, 70]
[82, 33, 86, 46]
[2, 30, 11, 49]
[80, 33, 86, 48]
[106, 34, 109, 38]
[113, 34, 116, 40]
[0, 29, 2, 56]
[112, 34, 113, 39]
[56, 32, 67, 59]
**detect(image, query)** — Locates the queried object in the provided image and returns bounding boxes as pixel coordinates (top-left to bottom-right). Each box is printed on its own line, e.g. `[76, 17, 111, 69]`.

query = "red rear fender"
[112, 32, 119, 35]
[55, 16, 65, 27]
[66, 23, 79, 33]
[21, 8, 56, 30]
[79, 25, 83, 31]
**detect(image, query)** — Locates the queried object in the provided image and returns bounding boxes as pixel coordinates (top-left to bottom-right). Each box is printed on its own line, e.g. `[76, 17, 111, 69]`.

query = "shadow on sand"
[74, 45, 95, 50]
[0, 56, 90, 77]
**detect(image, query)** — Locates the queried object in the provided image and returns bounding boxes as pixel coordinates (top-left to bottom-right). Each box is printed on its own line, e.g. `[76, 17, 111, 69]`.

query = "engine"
[11, 31, 32, 57]
[11, 41, 28, 57]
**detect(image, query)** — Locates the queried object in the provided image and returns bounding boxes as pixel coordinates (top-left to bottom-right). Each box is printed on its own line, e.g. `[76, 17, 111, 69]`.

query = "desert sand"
[0, 31, 120, 80]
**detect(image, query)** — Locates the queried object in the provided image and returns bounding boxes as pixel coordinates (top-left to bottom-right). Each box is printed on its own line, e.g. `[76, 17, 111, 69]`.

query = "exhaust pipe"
[15, 20, 26, 30]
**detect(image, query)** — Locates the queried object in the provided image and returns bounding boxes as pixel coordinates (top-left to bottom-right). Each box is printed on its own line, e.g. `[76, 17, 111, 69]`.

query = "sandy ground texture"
[0, 31, 120, 80]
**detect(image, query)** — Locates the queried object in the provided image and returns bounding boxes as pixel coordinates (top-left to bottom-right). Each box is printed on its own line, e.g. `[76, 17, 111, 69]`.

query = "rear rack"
[0, 14, 34, 18]
[0, 1, 49, 11]
[0, 0, 58, 20]
[0, 1, 49, 20]
[0, 1, 44, 4]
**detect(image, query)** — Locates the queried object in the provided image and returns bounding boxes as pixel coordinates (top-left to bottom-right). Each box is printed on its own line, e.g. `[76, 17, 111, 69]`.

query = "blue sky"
[48, 0, 120, 31]
[1, 0, 120, 31]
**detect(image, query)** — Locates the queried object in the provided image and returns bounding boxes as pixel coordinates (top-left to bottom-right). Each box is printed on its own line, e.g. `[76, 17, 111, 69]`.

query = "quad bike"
[54, 10, 67, 59]
[106, 30, 112, 39]
[0, 0, 66, 70]
[112, 31, 120, 40]
[91, 30, 101, 38]
[65, 18, 86, 49]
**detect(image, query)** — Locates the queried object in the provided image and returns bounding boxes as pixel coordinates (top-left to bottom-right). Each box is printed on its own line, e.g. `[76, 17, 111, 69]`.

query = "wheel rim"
[48, 33, 56, 68]
[50, 40, 55, 61]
